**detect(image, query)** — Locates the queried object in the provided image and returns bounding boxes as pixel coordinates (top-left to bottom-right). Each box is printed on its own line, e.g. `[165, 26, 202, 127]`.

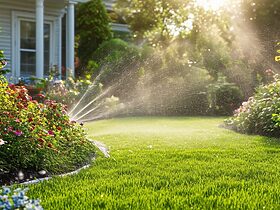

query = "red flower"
[14, 130, 23, 136]
[48, 130, 54, 136]
[47, 143, 53, 148]
[37, 94, 45, 98]
[38, 138, 45, 144]
[8, 84, 15, 90]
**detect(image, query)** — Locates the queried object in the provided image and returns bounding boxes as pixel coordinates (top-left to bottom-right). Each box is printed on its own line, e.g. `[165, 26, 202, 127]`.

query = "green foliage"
[208, 75, 243, 115]
[0, 76, 95, 174]
[89, 39, 212, 116]
[0, 50, 9, 75]
[226, 74, 280, 137]
[89, 38, 142, 85]
[76, 0, 112, 72]
[242, 0, 280, 63]
[29, 117, 280, 209]
[116, 0, 233, 46]
[276, 42, 280, 62]
[138, 44, 211, 115]
[45, 77, 93, 107]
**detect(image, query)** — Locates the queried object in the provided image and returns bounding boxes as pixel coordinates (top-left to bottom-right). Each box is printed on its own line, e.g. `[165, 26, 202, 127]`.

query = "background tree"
[241, 0, 280, 64]
[76, 0, 112, 76]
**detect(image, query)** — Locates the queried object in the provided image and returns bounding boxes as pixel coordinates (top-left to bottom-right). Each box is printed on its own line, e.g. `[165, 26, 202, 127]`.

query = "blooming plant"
[0, 187, 43, 210]
[0, 75, 95, 175]
[45, 76, 94, 107]
[226, 73, 280, 136]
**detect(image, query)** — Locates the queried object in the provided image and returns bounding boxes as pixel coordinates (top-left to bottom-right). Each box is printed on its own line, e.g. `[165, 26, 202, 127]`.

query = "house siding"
[0, 8, 12, 70]
[0, 0, 65, 78]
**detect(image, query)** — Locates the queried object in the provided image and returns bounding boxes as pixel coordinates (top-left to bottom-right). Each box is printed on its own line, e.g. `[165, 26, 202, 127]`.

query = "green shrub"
[89, 38, 143, 86]
[208, 75, 243, 115]
[226, 74, 280, 137]
[45, 77, 93, 107]
[87, 40, 212, 116]
[0, 75, 95, 174]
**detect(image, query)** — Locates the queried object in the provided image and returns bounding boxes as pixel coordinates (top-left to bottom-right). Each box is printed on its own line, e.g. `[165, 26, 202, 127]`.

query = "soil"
[0, 170, 49, 186]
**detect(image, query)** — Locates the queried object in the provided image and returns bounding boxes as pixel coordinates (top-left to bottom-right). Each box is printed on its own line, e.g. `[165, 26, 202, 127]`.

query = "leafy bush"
[89, 38, 143, 82]
[45, 77, 93, 107]
[207, 75, 243, 115]
[226, 74, 280, 137]
[0, 75, 95, 175]
[85, 39, 143, 105]
[86, 40, 212, 117]
[0, 187, 42, 210]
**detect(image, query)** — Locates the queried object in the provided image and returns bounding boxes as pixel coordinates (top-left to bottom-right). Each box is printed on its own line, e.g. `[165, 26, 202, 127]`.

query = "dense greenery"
[226, 73, 280, 137]
[0, 50, 9, 75]
[76, 0, 112, 76]
[45, 77, 92, 107]
[28, 117, 280, 209]
[86, 39, 242, 116]
[114, 0, 278, 97]
[207, 75, 243, 115]
[0, 76, 95, 175]
[242, 0, 280, 63]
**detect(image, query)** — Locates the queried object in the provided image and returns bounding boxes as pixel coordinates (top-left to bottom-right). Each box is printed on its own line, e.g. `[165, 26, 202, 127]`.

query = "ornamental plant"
[0, 187, 43, 210]
[0, 75, 95, 175]
[207, 75, 243, 116]
[225, 72, 280, 137]
[45, 76, 94, 107]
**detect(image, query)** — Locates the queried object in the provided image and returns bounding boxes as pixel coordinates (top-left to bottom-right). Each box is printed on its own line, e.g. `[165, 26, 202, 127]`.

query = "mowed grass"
[28, 117, 280, 209]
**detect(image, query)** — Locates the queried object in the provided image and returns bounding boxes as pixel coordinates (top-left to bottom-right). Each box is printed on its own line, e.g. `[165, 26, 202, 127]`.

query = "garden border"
[3, 139, 109, 186]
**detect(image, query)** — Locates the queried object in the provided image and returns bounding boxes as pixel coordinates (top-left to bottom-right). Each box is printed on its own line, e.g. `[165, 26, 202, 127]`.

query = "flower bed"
[0, 76, 95, 185]
[225, 73, 280, 137]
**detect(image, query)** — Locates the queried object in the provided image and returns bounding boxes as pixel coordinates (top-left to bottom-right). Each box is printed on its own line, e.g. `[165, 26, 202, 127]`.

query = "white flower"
[0, 139, 5, 146]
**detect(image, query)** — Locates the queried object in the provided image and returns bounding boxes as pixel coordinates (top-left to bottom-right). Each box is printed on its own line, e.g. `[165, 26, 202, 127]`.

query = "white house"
[104, 0, 130, 35]
[0, 0, 88, 81]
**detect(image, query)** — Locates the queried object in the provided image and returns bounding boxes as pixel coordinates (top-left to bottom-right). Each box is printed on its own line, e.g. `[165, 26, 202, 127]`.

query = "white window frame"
[12, 11, 56, 79]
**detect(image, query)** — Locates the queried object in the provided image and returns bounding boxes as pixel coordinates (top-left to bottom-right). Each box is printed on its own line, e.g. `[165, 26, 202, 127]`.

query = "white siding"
[0, 0, 65, 79]
[0, 8, 12, 70]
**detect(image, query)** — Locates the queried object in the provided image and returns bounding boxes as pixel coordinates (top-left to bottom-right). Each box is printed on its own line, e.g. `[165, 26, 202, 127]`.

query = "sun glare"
[196, 0, 228, 11]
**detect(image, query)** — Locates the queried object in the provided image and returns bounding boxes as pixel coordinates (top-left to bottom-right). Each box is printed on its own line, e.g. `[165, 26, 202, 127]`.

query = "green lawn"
[29, 117, 280, 209]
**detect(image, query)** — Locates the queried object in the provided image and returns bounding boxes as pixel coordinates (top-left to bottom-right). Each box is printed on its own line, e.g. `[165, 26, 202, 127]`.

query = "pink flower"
[37, 94, 45, 98]
[14, 130, 23, 136]
[0, 139, 5, 146]
[48, 130, 54, 136]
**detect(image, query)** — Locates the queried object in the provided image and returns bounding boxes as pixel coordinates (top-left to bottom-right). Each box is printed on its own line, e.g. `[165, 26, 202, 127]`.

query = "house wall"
[0, 0, 65, 79]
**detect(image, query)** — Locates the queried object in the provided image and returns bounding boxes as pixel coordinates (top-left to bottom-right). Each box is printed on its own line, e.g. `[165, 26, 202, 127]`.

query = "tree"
[241, 0, 280, 64]
[76, 0, 112, 73]
[115, 0, 234, 46]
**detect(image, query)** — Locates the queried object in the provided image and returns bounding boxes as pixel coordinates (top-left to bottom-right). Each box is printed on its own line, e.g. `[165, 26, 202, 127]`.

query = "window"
[19, 20, 51, 78]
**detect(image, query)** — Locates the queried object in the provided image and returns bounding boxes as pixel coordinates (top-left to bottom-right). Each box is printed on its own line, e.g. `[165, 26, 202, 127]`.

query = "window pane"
[44, 24, 50, 76]
[20, 21, 36, 49]
[20, 20, 51, 78]
[20, 51, 36, 77]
